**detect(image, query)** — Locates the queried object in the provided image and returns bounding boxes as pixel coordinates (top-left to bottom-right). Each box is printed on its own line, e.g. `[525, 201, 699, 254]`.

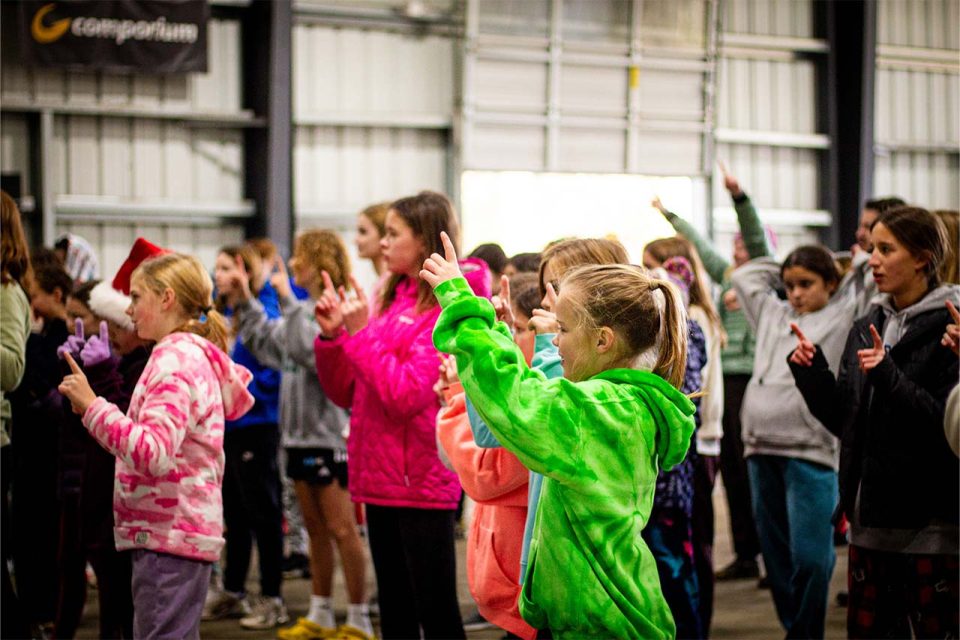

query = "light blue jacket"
[465, 333, 562, 582]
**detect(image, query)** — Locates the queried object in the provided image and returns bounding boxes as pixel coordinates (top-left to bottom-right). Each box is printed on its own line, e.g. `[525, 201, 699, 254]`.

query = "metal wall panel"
[56, 220, 246, 279]
[49, 116, 244, 202]
[294, 126, 447, 216]
[717, 57, 817, 133]
[293, 24, 454, 119]
[292, 21, 454, 230]
[723, 0, 813, 38]
[1, 115, 31, 194]
[874, 0, 959, 209]
[464, 0, 712, 175]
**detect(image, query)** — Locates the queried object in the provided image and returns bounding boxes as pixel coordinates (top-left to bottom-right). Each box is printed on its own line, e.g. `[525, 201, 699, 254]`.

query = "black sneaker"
[715, 558, 760, 581]
[281, 552, 311, 579]
[836, 591, 849, 607]
[463, 610, 494, 631]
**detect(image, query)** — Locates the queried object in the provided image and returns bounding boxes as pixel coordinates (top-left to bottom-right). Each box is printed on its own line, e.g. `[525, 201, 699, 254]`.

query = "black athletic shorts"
[285, 448, 348, 487]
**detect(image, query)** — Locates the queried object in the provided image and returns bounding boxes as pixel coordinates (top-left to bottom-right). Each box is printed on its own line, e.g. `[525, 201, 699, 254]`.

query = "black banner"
[19, 0, 208, 74]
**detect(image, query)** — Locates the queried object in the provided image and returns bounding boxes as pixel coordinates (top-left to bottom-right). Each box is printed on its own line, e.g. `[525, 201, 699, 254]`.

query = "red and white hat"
[88, 238, 168, 330]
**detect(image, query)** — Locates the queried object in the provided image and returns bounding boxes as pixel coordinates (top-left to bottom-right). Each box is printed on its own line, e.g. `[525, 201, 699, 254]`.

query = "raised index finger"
[947, 300, 960, 325]
[99, 320, 110, 343]
[439, 231, 457, 263]
[321, 270, 336, 294]
[74, 317, 85, 339]
[500, 275, 511, 306]
[789, 322, 809, 344]
[869, 324, 884, 350]
[349, 274, 366, 302]
[545, 282, 558, 308]
[64, 351, 83, 375]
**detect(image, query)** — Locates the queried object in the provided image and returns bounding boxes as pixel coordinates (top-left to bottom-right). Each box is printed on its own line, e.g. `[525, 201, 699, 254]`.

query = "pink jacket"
[82, 332, 254, 562]
[437, 384, 536, 640]
[314, 261, 489, 509]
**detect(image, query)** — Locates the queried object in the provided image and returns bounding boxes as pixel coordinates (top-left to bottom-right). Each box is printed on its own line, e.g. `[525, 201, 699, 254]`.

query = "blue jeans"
[748, 455, 837, 639]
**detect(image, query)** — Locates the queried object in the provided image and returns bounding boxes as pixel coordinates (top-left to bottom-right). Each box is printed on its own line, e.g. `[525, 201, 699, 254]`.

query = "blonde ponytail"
[133, 252, 229, 352]
[562, 264, 689, 389]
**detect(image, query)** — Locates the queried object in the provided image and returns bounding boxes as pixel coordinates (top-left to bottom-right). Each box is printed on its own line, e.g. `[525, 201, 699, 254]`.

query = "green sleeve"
[433, 277, 583, 482]
[662, 209, 729, 284]
[1, 284, 29, 392]
[734, 193, 771, 260]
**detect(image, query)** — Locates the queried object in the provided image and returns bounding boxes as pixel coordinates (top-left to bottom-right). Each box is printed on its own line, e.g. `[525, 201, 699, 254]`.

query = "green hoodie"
[433, 277, 696, 640]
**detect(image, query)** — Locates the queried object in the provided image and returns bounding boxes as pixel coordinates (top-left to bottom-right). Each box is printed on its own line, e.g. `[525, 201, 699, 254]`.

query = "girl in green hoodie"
[422, 233, 696, 640]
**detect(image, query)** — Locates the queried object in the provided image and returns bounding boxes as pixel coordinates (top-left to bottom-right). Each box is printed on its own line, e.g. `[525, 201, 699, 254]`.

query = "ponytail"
[178, 308, 229, 353]
[650, 278, 688, 390]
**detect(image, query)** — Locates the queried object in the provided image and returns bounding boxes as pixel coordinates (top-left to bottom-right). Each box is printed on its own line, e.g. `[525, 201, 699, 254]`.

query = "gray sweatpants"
[130, 549, 212, 639]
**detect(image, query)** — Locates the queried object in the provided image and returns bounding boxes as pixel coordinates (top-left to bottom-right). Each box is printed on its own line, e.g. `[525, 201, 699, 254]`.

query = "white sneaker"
[240, 597, 290, 630]
[202, 590, 251, 620]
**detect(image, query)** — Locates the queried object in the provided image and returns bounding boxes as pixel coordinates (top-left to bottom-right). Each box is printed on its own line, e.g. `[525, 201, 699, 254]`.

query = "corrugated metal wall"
[291, 17, 455, 286]
[0, 19, 248, 276]
[463, 0, 714, 177]
[874, 0, 960, 209]
[714, 0, 825, 257]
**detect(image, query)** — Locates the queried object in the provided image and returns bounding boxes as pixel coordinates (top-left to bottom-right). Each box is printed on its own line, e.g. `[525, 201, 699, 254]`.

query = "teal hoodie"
[434, 277, 696, 640]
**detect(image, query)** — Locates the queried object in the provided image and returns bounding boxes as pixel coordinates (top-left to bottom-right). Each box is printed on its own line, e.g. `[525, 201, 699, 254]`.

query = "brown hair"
[215, 245, 262, 336]
[563, 264, 688, 388]
[538, 238, 629, 298]
[132, 253, 229, 352]
[933, 209, 959, 285]
[70, 279, 100, 309]
[381, 191, 460, 313]
[872, 206, 948, 289]
[1, 190, 32, 293]
[509, 272, 541, 320]
[293, 229, 352, 291]
[246, 237, 278, 264]
[644, 236, 725, 345]
[360, 202, 391, 237]
[780, 245, 841, 288]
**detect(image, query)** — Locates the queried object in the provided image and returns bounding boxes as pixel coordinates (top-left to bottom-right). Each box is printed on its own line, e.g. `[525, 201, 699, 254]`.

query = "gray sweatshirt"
[234, 295, 349, 450]
[732, 258, 857, 470]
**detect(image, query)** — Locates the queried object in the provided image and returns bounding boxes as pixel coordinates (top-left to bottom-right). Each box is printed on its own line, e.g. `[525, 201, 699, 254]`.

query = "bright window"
[460, 170, 696, 262]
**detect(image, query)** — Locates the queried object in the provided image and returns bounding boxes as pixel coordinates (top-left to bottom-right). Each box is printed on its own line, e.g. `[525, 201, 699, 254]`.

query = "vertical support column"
[820, 0, 876, 249]
[242, 0, 293, 256]
[38, 110, 56, 246]
[625, 0, 643, 173]
[545, 0, 562, 171]
[703, 0, 721, 240]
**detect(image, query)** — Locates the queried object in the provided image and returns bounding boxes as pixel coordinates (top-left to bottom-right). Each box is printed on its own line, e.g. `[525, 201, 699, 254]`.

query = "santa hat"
[88, 238, 168, 331]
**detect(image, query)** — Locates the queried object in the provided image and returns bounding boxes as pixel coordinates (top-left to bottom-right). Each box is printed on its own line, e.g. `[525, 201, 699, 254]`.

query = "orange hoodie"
[437, 383, 536, 640]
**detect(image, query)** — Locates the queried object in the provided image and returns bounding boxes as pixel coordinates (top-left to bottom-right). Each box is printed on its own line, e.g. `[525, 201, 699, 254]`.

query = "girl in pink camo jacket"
[60, 253, 254, 640]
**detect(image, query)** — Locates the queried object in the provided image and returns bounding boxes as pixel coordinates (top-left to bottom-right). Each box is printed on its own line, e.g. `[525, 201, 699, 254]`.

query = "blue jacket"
[226, 283, 281, 431]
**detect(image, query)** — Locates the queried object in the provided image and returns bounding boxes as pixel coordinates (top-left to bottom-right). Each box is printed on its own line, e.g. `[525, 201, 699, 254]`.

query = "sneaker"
[463, 610, 494, 631]
[240, 597, 290, 630]
[836, 591, 849, 607]
[715, 558, 760, 581]
[277, 617, 338, 640]
[202, 590, 251, 620]
[757, 575, 771, 590]
[334, 624, 376, 640]
[282, 552, 312, 579]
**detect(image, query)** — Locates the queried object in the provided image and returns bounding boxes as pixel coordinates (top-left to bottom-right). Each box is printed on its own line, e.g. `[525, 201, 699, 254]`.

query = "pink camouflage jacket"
[314, 260, 490, 510]
[82, 332, 254, 562]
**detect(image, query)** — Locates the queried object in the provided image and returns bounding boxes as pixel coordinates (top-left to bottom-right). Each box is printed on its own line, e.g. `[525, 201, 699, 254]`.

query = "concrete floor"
[75, 479, 848, 639]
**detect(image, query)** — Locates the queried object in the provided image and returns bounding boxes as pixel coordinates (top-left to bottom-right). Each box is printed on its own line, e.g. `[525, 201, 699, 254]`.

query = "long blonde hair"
[538, 238, 629, 298]
[133, 253, 229, 352]
[562, 264, 688, 389]
[933, 209, 959, 285]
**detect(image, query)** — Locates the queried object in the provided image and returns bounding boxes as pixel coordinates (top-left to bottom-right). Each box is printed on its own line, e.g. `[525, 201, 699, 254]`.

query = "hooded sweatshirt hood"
[875, 284, 960, 348]
[163, 332, 254, 421]
[593, 368, 696, 472]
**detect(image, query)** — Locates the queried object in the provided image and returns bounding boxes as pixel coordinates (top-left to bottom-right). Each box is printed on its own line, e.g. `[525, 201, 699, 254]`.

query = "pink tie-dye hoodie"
[81, 332, 254, 562]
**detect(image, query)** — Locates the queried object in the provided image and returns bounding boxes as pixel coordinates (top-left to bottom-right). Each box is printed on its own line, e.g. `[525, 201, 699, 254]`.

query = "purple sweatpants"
[130, 549, 212, 639]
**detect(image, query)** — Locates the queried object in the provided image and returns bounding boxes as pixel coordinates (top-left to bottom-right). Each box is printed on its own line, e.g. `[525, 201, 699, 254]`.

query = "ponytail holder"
[649, 281, 661, 291]
[201, 305, 212, 314]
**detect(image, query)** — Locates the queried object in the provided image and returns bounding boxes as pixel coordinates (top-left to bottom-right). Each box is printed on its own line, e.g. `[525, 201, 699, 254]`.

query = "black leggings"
[222, 425, 284, 597]
[365, 505, 465, 640]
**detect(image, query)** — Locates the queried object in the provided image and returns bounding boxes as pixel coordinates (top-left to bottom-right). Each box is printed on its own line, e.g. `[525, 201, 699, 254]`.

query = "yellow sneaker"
[333, 624, 376, 640]
[276, 617, 337, 640]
